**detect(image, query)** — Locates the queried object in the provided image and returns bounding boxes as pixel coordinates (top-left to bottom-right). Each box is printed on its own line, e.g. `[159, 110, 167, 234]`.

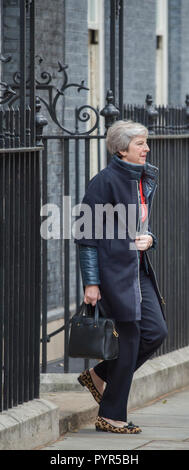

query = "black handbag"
[68, 300, 119, 360]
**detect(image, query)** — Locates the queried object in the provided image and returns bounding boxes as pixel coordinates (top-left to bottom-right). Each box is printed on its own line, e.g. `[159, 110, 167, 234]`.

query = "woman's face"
[119, 135, 150, 165]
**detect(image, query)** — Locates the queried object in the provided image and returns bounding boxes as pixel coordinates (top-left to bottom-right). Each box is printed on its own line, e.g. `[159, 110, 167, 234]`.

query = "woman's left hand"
[135, 234, 153, 251]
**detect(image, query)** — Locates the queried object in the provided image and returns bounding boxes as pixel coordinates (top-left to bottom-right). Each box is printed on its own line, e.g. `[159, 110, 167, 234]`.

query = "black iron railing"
[0, 142, 41, 411]
[147, 133, 189, 353]
[124, 95, 189, 135]
[0, 0, 43, 412]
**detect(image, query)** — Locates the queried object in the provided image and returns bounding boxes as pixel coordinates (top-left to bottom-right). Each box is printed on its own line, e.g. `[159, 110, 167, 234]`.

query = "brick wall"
[123, 0, 156, 104]
[104, 0, 156, 106]
[168, 0, 181, 104]
[2, 1, 20, 86]
[168, 0, 189, 104]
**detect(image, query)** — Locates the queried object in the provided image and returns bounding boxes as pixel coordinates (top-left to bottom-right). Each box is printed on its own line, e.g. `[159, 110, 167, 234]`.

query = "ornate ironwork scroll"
[35, 57, 100, 135]
[0, 53, 101, 136]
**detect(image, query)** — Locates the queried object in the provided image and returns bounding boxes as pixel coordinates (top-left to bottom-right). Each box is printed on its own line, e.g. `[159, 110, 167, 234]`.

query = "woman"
[75, 120, 168, 434]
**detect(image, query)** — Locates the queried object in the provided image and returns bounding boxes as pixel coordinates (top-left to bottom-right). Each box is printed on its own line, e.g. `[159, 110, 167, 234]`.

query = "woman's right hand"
[84, 285, 101, 306]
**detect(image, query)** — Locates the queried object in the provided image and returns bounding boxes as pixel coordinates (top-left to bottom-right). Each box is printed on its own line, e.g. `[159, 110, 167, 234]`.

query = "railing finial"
[35, 97, 48, 146]
[145, 94, 159, 134]
[100, 90, 120, 134]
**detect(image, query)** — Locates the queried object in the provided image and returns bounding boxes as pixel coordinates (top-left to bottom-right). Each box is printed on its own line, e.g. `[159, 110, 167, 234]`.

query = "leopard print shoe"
[95, 416, 142, 434]
[77, 370, 102, 404]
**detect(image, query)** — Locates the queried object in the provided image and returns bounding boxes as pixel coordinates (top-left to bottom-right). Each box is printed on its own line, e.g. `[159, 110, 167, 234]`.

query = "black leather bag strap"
[97, 300, 108, 318]
[77, 301, 96, 317]
[94, 302, 100, 325]
[77, 300, 106, 323]
[77, 302, 88, 317]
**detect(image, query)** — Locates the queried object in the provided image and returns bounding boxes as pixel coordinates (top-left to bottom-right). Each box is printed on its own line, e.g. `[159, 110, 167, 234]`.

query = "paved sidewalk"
[42, 386, 189, 450]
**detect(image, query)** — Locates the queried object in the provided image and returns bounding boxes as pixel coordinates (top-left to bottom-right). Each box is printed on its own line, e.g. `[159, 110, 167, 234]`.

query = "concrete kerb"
[40, 346, 189, 436]
[40, 347, 189, 398]
[1, 346, 189, 450]
[127, 346, 189, 409]
[0, 398, 59, 450]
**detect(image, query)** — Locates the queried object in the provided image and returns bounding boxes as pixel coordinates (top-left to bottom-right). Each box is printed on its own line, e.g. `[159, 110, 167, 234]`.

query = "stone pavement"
[41, 385, 189, 451]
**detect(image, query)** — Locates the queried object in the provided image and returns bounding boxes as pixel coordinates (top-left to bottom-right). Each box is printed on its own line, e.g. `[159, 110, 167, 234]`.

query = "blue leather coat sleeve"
[79, 245, 100, 285]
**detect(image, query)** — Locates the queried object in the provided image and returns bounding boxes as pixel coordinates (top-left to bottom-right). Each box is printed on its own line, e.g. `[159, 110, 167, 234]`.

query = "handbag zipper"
[113, 328, 119, 337]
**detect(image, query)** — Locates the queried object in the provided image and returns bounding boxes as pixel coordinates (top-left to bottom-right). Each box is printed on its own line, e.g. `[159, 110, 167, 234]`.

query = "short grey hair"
[106, 120, 148, 155]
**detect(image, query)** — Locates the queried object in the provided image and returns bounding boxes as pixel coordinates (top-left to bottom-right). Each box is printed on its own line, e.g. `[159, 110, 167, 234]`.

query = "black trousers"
[93, 261, 168, 421]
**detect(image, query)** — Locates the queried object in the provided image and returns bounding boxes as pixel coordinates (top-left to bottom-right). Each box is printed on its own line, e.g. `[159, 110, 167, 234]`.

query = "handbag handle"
[77, 302, 92, 317]
[97, 300, 107, 318]
[94, 300, 108, 324]
[78, 300, 107, 324]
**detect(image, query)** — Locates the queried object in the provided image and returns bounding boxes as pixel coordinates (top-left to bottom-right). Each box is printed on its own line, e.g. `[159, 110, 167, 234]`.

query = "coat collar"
[110, 154, 158, 182]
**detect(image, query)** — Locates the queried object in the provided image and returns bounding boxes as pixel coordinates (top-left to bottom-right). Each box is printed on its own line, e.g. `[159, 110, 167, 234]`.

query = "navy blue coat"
[76, 155, 165, 322]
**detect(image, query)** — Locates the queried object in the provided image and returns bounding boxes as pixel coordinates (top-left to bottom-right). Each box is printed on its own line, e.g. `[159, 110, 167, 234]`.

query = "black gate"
[0, 1, 42, 411]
